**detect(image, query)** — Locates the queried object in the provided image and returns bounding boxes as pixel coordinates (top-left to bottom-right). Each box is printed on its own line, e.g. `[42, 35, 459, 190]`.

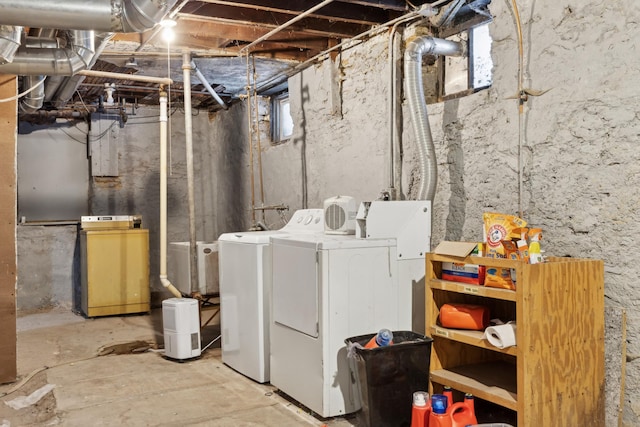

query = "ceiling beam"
[176, 13, 345, 43]
[336, 0, 409, 11]
[178, 5, 370, 39]
[191, 0, 399, 25]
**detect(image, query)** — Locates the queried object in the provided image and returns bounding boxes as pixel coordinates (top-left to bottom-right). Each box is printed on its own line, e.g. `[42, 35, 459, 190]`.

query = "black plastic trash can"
[345, 331, 433, 427]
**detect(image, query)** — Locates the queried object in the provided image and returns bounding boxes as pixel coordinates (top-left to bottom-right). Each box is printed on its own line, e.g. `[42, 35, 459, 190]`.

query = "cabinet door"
[272, 242, 319, 338]
[85, 230, 149, 307]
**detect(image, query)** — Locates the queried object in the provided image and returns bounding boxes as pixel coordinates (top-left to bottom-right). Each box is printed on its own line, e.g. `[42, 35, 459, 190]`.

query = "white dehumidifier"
[162, 298, 201, 360]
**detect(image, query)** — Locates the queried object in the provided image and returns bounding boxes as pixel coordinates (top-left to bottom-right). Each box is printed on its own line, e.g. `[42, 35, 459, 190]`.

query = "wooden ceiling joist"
[191, 0, 399, 26]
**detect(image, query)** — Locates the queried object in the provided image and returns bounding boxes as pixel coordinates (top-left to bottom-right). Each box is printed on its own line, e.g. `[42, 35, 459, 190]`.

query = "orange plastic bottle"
[443, 386, 453, 408]
[428, 394, 451, 427]
[364, 328, 394, 349]
[449, 401, 477, 427]
[410, 391, 431, 427]
[463, 393, 475, 414]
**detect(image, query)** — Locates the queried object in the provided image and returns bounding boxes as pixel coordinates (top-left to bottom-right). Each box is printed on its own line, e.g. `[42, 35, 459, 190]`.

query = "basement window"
[271, 93, 293, 144]
[426, 23, 493, 102]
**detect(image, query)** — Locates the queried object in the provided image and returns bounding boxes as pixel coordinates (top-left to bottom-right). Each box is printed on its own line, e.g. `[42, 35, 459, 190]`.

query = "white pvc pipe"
[192, 62, 227, 109]
[182, 51, 199, 296]
[159, 89, 182, 298]
[77, 69, 173, 85]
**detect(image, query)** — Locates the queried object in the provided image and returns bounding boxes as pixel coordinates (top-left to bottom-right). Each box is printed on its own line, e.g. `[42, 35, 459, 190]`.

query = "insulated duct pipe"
[51, 32, 115, 107]
[0, 25, 22, 64]
[19, 76, 46, 113]
[0, 0, 178, 33]
[0, 30, 95, 75]
[404, 36, 464, 201]
[191, 62, 227, 109]
[159, 88, 183, 299]
[182, 51, 198, 296]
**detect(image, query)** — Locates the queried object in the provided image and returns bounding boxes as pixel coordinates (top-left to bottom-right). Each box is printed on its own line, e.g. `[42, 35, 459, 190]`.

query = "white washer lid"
[218, 230, 286, 244]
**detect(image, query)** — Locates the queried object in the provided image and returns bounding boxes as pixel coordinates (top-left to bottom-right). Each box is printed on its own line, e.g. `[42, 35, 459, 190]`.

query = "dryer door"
[272, 241, 319, 338]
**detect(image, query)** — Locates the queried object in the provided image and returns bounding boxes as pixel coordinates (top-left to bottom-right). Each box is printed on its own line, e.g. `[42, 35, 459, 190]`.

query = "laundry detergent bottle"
[448, 401, 477, 427]
[411, 391, 431, 427]
[428, 394, 451, 427]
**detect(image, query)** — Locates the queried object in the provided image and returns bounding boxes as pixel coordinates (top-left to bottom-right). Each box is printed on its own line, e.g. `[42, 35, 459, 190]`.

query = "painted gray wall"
[16, 104, 252, 309]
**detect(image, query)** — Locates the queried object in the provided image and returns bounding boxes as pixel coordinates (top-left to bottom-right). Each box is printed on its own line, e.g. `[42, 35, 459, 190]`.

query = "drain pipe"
[404, 36, 464, 201]
[159, 87, 183, 299]
[191, 61, 227, 109]
[182, 51, 199, 296]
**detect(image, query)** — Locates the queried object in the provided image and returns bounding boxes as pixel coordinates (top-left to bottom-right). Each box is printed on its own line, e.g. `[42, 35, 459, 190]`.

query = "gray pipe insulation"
[404, 36, 464, 201]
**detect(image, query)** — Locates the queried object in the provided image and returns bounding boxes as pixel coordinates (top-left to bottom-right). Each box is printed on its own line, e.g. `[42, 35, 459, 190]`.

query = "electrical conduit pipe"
[404, 36, 464, 201]
[159, 88, 182, 298]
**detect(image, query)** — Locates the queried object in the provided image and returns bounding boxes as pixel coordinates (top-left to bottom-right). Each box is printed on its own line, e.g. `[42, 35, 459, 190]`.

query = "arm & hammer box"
[434, 241, 485, 286]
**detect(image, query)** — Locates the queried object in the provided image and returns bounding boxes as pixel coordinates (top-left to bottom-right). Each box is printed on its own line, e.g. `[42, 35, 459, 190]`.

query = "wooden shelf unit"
[426, 253, 605, 426]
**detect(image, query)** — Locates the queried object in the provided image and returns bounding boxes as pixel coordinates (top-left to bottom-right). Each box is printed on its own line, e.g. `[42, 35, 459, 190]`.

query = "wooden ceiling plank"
[177, 6, 370, 38]
[177, 13, 349, 40]
[190, 0, 396, 25]
[177, 19, 329, 50]
[335, 0, 410, 11]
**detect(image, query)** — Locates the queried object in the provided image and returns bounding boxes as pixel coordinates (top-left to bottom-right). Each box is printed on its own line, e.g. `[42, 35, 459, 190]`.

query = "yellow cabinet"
[80, 229, 150, 317]
[426, 253, 604, 426]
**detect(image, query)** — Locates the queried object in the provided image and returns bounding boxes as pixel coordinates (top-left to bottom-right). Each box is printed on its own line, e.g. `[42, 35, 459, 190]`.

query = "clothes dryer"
[269, 233, 421, 417]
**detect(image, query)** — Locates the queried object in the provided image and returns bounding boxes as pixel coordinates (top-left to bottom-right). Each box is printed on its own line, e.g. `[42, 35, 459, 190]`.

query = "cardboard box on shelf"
[433, 241, 485, 286]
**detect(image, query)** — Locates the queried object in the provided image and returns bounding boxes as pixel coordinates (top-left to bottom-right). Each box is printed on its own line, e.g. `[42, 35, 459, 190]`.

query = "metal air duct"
[0, 25, 21, 64]
[0, 0, 178, 33]
[51, 32, 115, 107]
[404, 36, 464, 201]
[0, 30, 95, 75]
[19, 76, 46, 113]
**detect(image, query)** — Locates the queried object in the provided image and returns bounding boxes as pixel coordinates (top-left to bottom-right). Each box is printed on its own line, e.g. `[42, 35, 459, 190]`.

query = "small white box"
[162, 298, 201, 359]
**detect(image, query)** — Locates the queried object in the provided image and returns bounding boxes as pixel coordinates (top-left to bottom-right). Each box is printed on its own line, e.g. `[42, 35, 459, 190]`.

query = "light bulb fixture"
[160, 18, 177, 43]
[160, 19, 177, 28]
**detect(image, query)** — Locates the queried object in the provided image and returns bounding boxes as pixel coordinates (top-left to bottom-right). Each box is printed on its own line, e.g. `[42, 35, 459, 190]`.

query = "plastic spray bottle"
[528, 228, 543, 264]
[364, 328, 393, 349]
[516, 227, 529, 263]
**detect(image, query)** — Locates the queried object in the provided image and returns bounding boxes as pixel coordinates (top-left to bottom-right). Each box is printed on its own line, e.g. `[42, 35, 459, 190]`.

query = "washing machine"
[217, 209, 324, 383]
[269, 234, 418, 417]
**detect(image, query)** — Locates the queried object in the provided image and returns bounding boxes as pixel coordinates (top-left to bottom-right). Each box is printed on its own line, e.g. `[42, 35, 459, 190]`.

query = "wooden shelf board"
[429, 279, 517, 301]
[430, 362, 517, 411]
[430, 326, 518, 356]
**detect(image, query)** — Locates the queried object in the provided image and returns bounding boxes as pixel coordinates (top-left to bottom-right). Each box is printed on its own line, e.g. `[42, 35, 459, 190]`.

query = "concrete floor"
[0, 308, 358, 427]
